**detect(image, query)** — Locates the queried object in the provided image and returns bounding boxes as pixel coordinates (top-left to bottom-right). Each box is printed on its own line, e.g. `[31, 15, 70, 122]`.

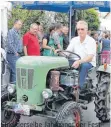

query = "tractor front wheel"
[1, 92, 20, 127]
[56, 101, 82, 127]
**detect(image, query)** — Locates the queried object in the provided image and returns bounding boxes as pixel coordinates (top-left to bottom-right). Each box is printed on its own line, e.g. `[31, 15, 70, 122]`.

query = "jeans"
[69, 60, 93, 89]
[79, 63, 93, 89]
[6, 53, 20, 83]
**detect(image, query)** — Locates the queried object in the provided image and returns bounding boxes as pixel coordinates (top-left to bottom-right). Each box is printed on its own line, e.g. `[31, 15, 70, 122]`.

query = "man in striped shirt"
[6, 19, 23, 83]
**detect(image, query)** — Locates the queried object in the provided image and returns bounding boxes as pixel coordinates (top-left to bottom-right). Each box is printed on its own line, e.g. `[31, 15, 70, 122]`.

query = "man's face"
[102, 33, 106, 38]
[15, 21, 23, 30]
[77, 24, 87, 38]
[94, 34, 98, 39]
[39, 25, 43, 32]
[62, 27, 69, 35]
[30, 25, 38, 35]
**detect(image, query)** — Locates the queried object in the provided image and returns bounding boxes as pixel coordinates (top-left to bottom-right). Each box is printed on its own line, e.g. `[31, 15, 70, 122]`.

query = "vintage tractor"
[94, 63, 110, 122]
[1, 51, 96, 127]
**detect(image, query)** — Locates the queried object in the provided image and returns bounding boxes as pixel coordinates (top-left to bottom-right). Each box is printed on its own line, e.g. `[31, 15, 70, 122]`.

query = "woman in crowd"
[101, 34, 110, 64]
[52, 23, 63, 50]
[42, 25, 56, 56]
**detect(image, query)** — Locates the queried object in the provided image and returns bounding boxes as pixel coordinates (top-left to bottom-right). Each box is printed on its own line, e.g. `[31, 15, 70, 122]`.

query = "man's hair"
[36, 22, 40, 25]
[62, 26, 68, 30]
[76, 20, 88, 30]
[49, 25, 55, 33]
[55, 23, 62, 30]
[30, 23, 38, 28]
[14, 19, 22, 24]
[105, 34, 109, 39]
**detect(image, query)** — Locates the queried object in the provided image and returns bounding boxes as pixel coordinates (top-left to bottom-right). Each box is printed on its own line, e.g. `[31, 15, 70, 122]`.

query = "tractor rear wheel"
[1, 92, 20, 127]
[94, 73, 110, 122]
[56, 101, 82, 127]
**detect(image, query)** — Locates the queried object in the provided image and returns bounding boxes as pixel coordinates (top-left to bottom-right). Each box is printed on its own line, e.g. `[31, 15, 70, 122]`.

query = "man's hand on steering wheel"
[71, 60, 81, 68]
[57, 50, 81, 68]
[57, 50, 81, 61]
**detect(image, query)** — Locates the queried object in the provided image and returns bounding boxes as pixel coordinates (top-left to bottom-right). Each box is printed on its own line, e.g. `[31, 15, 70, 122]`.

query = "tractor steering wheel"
[57, 50, 81, 61]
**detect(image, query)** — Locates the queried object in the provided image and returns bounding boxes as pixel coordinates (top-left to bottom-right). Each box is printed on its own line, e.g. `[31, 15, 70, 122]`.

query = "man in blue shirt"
[6, 19, 23, 83]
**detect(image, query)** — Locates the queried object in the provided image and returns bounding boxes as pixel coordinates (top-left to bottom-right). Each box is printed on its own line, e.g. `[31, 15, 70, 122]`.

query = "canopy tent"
[11, 1, 110, 39]
[12, 1, 110, 13]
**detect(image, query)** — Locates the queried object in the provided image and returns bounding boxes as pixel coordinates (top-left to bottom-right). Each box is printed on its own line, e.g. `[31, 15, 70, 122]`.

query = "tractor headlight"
[7, 84, 16, 94]
[42, 89, 52, 99]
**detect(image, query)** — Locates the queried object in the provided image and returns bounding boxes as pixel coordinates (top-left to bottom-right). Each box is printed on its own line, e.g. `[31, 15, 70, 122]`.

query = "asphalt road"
[17, 100, 110, 127]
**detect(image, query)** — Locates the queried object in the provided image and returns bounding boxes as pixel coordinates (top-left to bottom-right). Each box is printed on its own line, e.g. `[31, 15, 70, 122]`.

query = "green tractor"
[1, 51, 97, 127]
[94, 63, 110, 122]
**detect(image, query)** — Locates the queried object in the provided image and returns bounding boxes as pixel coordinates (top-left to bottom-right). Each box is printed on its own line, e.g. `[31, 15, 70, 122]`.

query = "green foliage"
[8, 6, 45, 35]
[84, 9, 100, 31]
[54, 13, 68, 25]
[76, 9, 100, 31]
[54, 8, 99, 31]
[8, 7, 99, 35]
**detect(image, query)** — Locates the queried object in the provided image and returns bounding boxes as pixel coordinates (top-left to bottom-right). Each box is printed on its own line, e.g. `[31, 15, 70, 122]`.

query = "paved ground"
[17, 100, 110, 127]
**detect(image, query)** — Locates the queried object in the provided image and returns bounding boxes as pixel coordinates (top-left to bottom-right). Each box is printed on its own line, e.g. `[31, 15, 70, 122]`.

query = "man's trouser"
[69, 60, 93, 89]
[6, 53, 20, 83]
[79, 63, 92, 89]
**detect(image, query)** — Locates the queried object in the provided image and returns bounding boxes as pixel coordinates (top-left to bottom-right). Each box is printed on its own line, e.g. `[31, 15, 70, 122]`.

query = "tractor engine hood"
[16, 56, 69, 105]
[16, 56, 69, 69]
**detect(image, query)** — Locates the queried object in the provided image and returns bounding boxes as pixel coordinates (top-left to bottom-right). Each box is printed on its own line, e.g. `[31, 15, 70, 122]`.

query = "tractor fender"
[97, 64, 111, 74]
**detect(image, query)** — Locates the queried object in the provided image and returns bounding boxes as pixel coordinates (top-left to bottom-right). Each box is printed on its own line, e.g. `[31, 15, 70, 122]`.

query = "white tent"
[100, 18, 111, 31]
[0, 2, 12, 38]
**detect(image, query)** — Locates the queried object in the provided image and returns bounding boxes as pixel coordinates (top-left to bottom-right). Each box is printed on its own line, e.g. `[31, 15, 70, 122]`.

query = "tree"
[84, 9, 100, 31]
[8, 6, 45, 35]
[76, 9, 100, 31]
[8, 7, 99, 35]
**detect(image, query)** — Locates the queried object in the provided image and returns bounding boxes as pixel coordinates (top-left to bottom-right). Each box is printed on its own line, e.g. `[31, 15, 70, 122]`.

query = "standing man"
[66, 20, 96, 89]
[23, 23, 40, 56]
[6, 19, 23, 83]
[62, 26, 69, 50]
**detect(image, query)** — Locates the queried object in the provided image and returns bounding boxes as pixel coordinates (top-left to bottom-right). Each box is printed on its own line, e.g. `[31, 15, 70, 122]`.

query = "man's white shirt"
[66, 35, 96, 67]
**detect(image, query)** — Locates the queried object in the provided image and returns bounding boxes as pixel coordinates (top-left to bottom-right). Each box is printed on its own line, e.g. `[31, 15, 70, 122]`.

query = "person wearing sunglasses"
[66, 20, 96, 90]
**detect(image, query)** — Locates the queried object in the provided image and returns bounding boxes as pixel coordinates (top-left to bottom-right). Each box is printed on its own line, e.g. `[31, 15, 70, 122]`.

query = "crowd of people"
[90, 31, 110, 65]
[5, 19, 110, 90]
[6, 19, 69, 83]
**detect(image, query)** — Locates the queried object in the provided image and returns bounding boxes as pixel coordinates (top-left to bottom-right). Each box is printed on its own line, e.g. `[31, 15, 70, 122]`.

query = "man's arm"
[52, 33, 62, 49]
[72, 39, 96, 68]
[72, 55, 94, 68]
[57, 43, 62, 50]
[78, 55, 94, 64]
[7, 31, 19, 56]
[23, 34, 28, 56]
[23, 46, 28, 56]
[66, 38, 75, 52]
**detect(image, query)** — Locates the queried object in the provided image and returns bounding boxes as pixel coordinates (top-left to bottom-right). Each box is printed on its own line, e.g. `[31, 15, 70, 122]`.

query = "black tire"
[56, 101, 82, 127]
[94, 73, 110, 122]
[1, 92, 20, 127]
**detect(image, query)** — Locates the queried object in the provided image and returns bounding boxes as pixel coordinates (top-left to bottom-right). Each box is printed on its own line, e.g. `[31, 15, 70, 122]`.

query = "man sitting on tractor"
[66, 20, 96, 90]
